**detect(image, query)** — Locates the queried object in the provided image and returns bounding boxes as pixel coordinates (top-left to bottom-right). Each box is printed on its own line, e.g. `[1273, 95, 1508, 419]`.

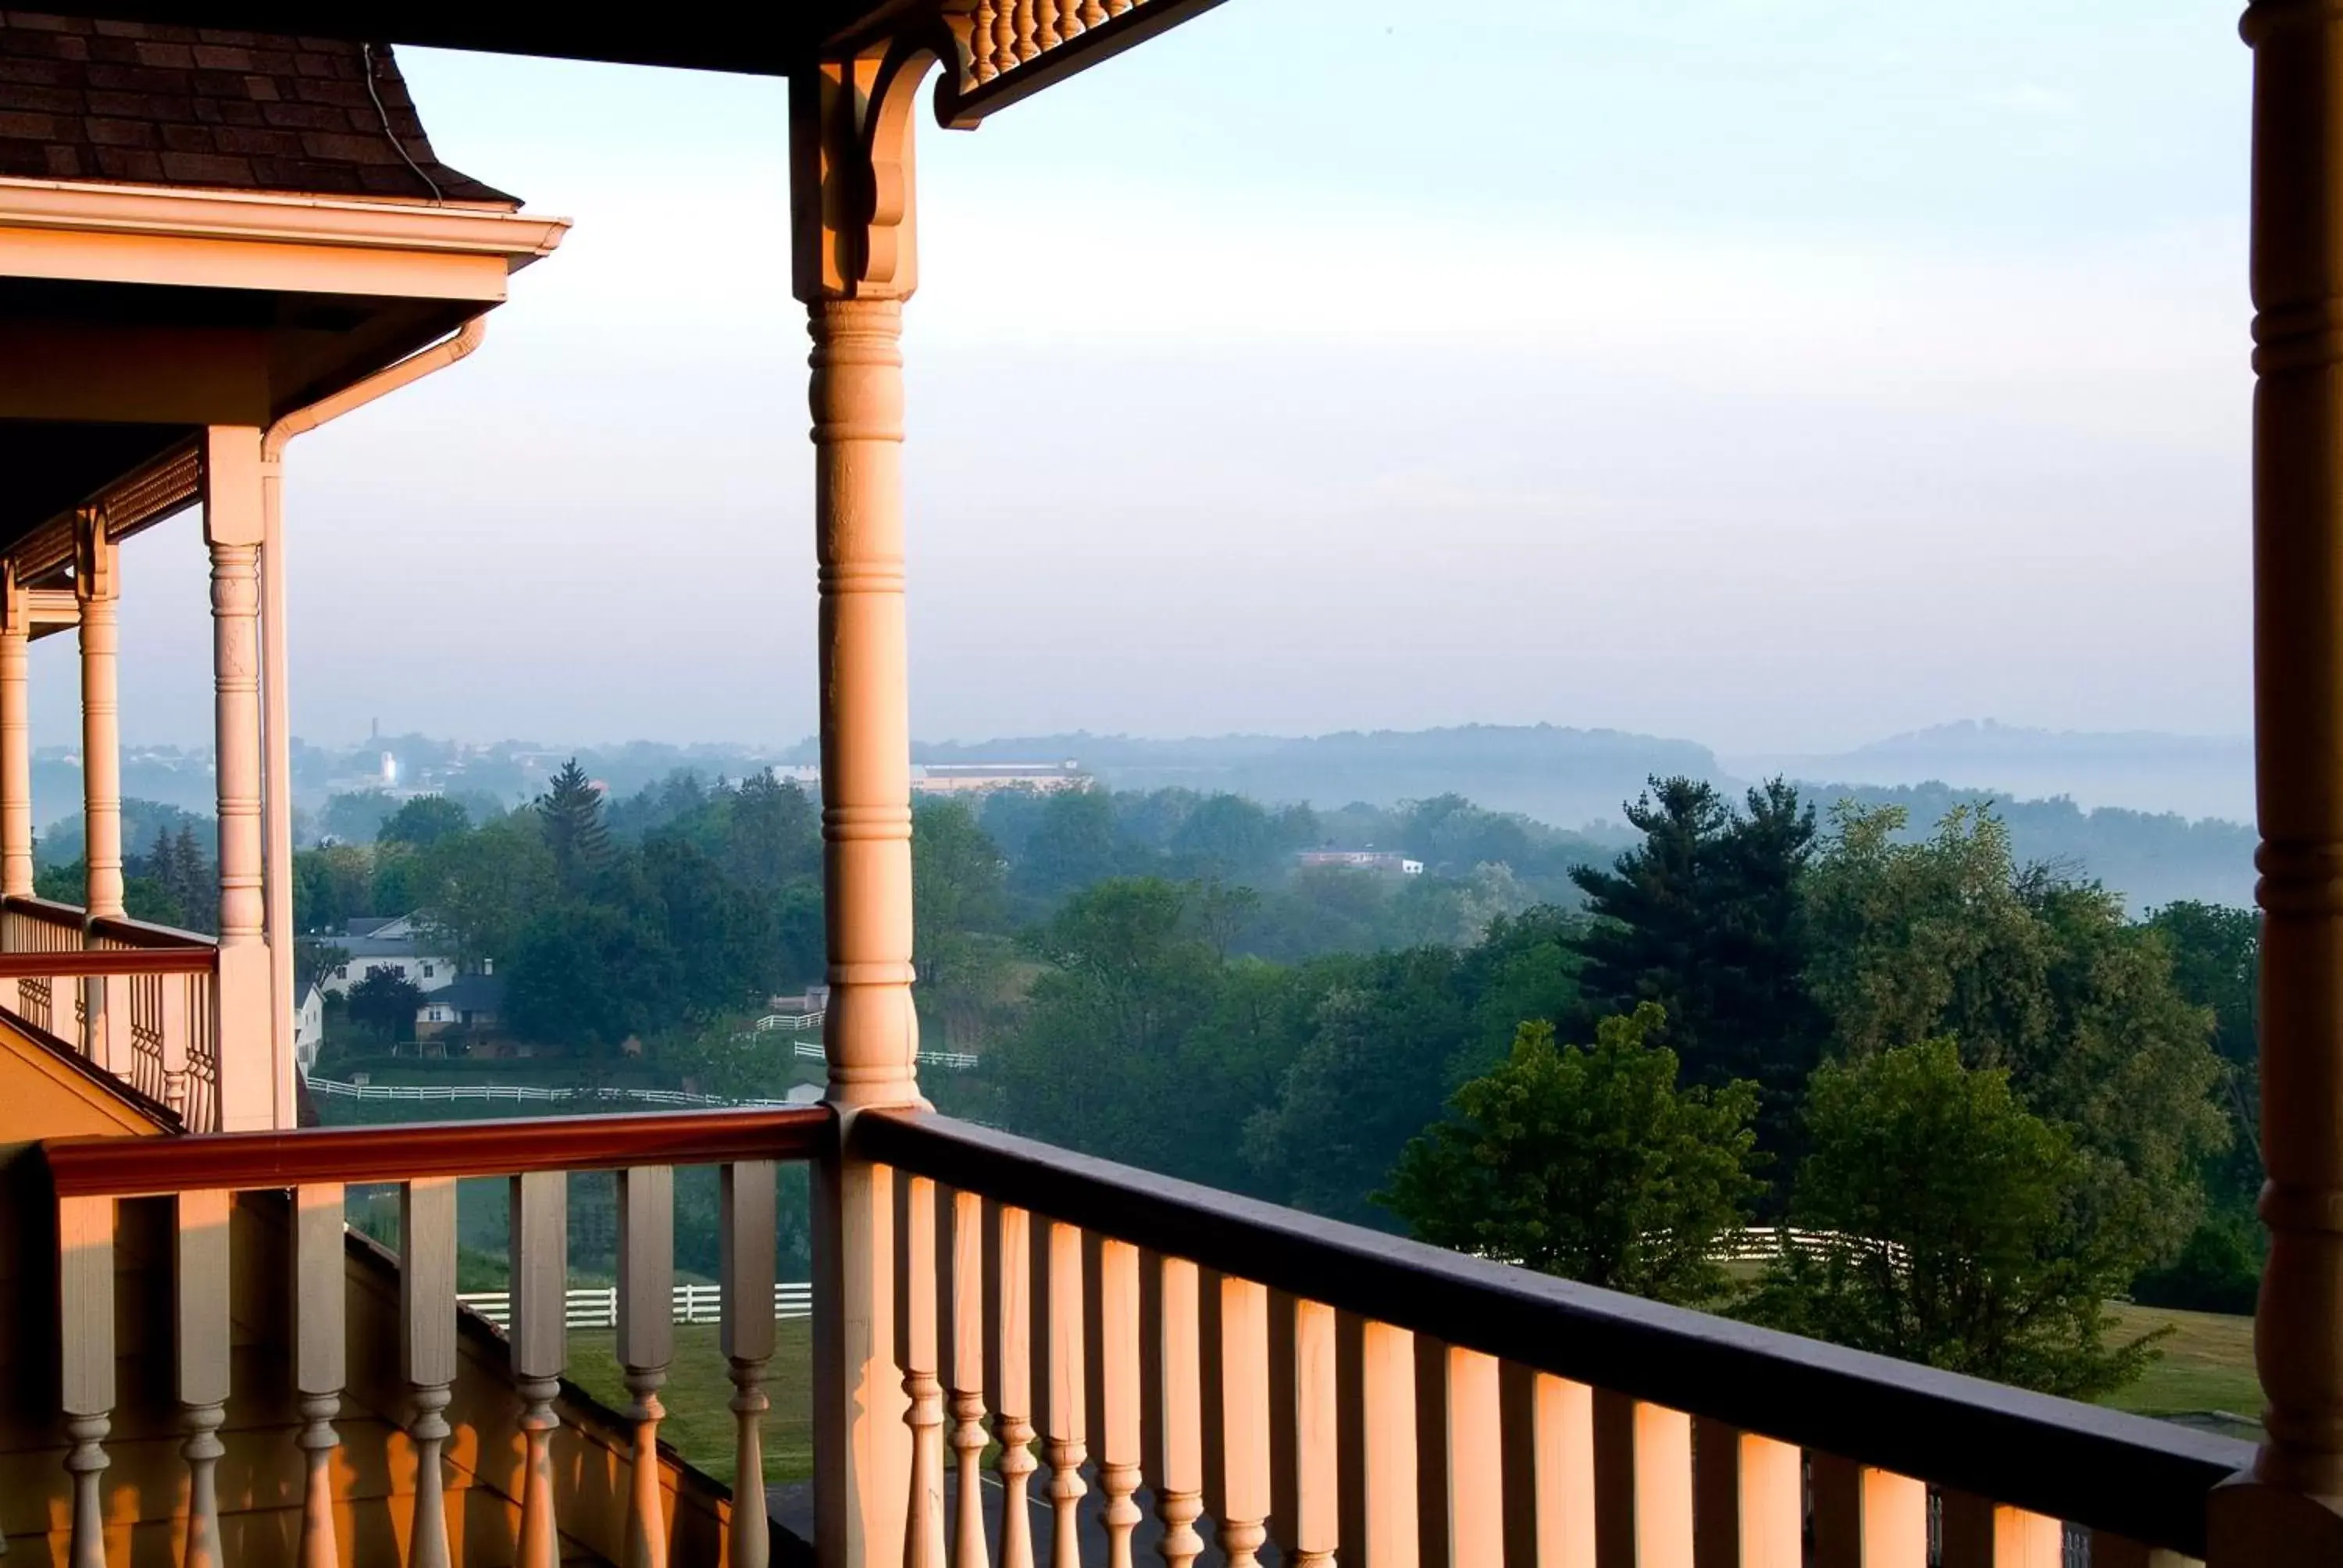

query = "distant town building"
[768, 760, 1090, 796]
[1296, 850, 1425, 876]
[912, 761, 1089, 795]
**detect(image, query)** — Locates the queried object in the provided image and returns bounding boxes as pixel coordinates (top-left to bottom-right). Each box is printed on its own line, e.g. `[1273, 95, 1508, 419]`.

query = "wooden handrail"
[4, 893, 86, 926]
[45, 1103, 833, 1197]
[0, 950, 213, 978]
[87, 913, 215, 950]
[854, 1109, 2249, 1559]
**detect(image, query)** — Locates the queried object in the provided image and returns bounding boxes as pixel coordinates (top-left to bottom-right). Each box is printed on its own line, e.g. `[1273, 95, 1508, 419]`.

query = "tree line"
[970, 778, 2258, 1396]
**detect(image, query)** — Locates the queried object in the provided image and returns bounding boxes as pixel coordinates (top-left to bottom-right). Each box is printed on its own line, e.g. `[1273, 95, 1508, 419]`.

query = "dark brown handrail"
[854, 1109, 2248, 1558]
[0, 950, 214, 978]
[5, 893, 87, 927]
[87, 913, 216, 950]
[46, 1103, 834, 1197]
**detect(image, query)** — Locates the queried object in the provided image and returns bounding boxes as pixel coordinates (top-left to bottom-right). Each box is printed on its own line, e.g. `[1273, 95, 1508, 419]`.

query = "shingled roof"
[0, 13, 514, 204]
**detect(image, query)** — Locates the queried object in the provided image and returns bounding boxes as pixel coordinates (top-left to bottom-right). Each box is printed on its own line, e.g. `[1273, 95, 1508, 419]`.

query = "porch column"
[794, 40, 934, 1568]
[201, 427, 280, 1132]
[2216, 3, 2343, 1560]
[260, 444, 295, 1105]
[1, 564, 30, 903]
[74, 508, 120, 921]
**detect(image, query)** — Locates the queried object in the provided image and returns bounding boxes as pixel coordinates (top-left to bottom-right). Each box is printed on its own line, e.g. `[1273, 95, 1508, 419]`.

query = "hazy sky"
[36, 1, 2256, 756]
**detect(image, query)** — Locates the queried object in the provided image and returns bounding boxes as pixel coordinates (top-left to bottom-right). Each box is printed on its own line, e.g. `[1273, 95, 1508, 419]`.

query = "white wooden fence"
[790, 1041, 979, 1070]
[1710, 1227, 1910, 1267]
[456, 1281, 815, 1330]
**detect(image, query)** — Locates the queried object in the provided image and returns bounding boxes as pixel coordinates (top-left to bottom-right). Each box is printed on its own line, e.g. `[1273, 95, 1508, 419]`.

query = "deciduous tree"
[1381, 1003, 1761, 1306]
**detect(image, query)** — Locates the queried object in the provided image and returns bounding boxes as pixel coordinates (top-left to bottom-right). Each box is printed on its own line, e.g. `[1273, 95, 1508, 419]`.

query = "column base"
[2208, 1470, 2343, 1566]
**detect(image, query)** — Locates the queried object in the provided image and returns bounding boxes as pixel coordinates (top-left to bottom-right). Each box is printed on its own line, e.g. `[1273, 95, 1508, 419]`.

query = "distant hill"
[911, 723, 2258, 911]
[911, 725, 1726, 830]
[1734, 719, 2252, 823]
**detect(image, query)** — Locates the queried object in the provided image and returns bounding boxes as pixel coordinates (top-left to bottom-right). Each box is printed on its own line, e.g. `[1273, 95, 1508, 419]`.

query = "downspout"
[258, 315, 487, 1121]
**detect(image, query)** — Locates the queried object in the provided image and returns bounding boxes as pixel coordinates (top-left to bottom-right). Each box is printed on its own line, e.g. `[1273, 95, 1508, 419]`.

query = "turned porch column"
[794, 35, 940, 1568]
[201, 426, 282, 1132]
[2216, 3, 2343, 1559]
[74, 508, 120, 922]
[1, 563, 30, 903]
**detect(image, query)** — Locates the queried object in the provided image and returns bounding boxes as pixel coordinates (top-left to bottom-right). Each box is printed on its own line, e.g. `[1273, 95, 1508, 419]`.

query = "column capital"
[790, 36, 950, 305]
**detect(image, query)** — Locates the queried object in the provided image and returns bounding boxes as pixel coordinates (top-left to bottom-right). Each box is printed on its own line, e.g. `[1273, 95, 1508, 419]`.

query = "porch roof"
[0, 19, 512, 203]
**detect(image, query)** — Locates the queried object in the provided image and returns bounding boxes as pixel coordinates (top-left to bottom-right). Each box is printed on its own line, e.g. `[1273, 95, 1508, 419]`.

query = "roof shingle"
[0, 13, 514, 204]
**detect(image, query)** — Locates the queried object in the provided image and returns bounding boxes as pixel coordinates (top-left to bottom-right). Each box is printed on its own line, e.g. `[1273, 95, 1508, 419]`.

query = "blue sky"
[42, 1, 2256, 755]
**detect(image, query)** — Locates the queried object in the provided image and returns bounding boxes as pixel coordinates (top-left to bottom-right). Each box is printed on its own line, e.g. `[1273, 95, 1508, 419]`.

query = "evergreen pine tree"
[169, 825, 212, 931]
[1567, 775, 1822, 1166]
[537, 758, 611, 890]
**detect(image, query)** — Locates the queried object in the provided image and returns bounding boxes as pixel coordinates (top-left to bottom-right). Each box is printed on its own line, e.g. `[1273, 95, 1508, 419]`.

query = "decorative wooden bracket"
[790, 23, 961, 302]
[72, 506, 114, 604]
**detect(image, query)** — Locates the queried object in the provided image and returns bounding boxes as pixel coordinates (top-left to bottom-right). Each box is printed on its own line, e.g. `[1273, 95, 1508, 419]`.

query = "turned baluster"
[401, 1177, 458, 1568]
[1447, 1347, 1503, 1568]
[1156, 1256, 1206, 1568]
[1056, 0, 1086, 41]
[991, 2, 1020, 76]
[60, 1192, 114, 1568]
[945, 1189, 990, 1568]
[723, 1161, 779, 1568]
[1940, 1492, 2063, 1568]
[177, 1188, 232, 1568]
[1219, 1278, 1271, 1568]
[1361, 1320, 1418, 1568]
[294, 1181, 346, 1568]
[1104, 0, 1134, 14]
[1097, 1239, 1142, 1568]
[972, 0, 1001, 81]
[1011, 0, 1040, 62]
[1592, 1392, 1694, 1568]
[904, 1177, 947, 1568]
[995, 1204, 1039, 1568]
[512, 1170, 568, 1568]
[1033, 0, 1061, 50]
[1692, 1417, 1799, 1568]
[161, 968, 191, 1118]
[619, 1165, 676, 1568]
[1533, 1374, 1596, 1568]
[1079, 0, 1107, 26]
[1282, 1298, 1338, 1568]
[1042, 1221, 1087, 1568]
[1809, 1452, 1927, 1568]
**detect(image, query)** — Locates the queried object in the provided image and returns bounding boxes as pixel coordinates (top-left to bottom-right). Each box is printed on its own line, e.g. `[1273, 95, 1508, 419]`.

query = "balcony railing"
[43, 1103, 831, 1567]
[34, 1103, 2247, 1567]
[851, 1110, 2248, 1568]
[2, 893, 219, 1128]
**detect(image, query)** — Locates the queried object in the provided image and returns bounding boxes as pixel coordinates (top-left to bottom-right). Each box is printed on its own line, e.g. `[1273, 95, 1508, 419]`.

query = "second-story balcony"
[0, 2, 2329, 1564]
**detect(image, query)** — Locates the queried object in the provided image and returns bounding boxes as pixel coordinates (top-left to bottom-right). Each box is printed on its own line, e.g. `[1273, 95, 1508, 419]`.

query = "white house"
[292, 983, 325, 1071]
[317, 914, 458, 997]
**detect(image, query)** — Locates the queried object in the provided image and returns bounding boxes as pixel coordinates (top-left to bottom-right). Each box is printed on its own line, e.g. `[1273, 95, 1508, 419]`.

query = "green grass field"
[2101, 1303, 2261, 1439]
[565, 1318, 817, 1487]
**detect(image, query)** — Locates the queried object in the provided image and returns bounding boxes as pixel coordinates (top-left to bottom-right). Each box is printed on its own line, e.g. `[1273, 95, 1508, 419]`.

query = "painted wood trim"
[45, 1103, 831, 1196]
